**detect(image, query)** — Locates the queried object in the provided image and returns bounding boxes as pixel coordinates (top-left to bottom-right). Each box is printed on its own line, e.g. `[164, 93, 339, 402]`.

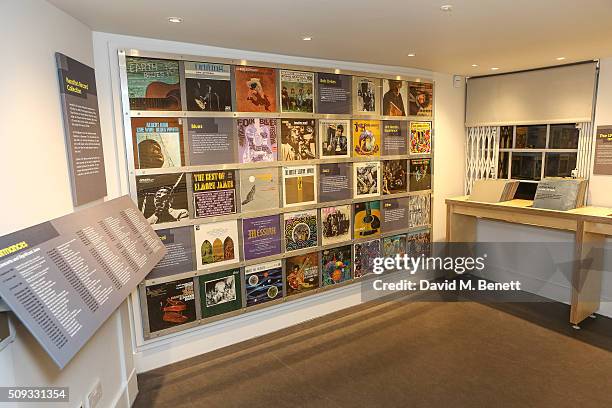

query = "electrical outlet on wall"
[86, 380, 102, 408]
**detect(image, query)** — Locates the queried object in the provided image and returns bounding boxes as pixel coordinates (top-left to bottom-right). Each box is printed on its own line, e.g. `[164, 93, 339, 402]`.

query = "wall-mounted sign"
[593, 126, 612, 175]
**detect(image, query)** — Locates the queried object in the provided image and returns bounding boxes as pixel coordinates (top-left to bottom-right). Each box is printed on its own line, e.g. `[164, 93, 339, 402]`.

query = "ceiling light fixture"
[491, 67, 500, 71]
[168, 17, 183, 23]
[302, 36, 312, 41]
[556, 57, 566, 61]
[334, 69, 341, 74]
[408, 53, 416, 57]
[440, 4, 453, 12]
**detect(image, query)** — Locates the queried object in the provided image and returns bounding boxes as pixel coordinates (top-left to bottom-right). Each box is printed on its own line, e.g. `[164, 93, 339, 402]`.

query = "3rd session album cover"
[354, 161, 381, 198]
[319, 162, 352, 202]
[353, 77, 381, 115]
[184, 61, 232, 112]
[284, 210, 318, 252]
[136, 173, 189, 225]
[321, 245, 352, 286]
[239, 167, 280, 212]
[192, 170, 236, 218]
[126, 56, 181, 111]
[237, 118, 278, 163]
[409, 194, 431, 228]
[409, 158, 432, 191]
[194, 220, 239, 270]
[382, 160, 408, 195]
[319, 119, 350, 158]
[245, 260, 283, 307]
[316, 72, 351, 114]
[382, 234, 407, 258]
[146, 278, 196, 333]
[235, 66, 277, 112]
[321, 205, 352, 245]
[280, 70, 314, 113]
[353, 120, 381, 157]
[408, 82, 433, 117]
[282, 165, 317, 207]
[285, 252, 319, 296]
[242, 215, 281, 260]
[382, 79, 407, 116]
[186, 118, 235, 165]
[409, 121, 432, 154]
[382, 121, 408, 156]
[147, 226, 195, 280]
[200, 269, 242, 318]
[354, 239, 381, 278]
[131, 118, 185, 169]
[353, 201, 381, 239]
[280, 119, 317, 161]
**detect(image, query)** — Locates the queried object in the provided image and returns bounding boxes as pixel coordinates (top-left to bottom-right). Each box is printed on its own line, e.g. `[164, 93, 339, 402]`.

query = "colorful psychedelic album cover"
[245, 260, 284, 307]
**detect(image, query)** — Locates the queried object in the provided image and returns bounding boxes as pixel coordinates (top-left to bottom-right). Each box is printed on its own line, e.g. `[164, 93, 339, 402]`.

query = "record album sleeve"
[382, 234, 407, 259]
[408, 82, 433, 117]
[354, 161, 381, 198]
[284, 210, 318, 252]
[136, 173, 189, 225]
[382, 79, 407, 116]
[353, 201, 381, 239]
[234, 66, 277, 112]
[245, 260, 283, 307]
[316, 72, 351, 114]
[319, 119, 350, 158]
[285, 252, 319, 296]
[187, 118, 235, 165]
[194, 220, 239, 270]
[192, 170, 236, 218]
[239, 167, 280, 212]
[280, 70, 314, 113]
[354, 239, 381, 278]
[382, 121, 408, 155]
[146, 278, 196, 333]
[382, 160, 408, 195]
[409, 158, 432, 191]
[184, 61, 232, 112]
[126, 57, 181, 111]
[280, 119, 317, 161]
[147, 226, 195, 280]
[409, 195, 431, 228]
[352, 77, 381, 115]
[242, 215, 281, 260]
[409, 121, 432, 154]
[200, 269, 242, 318]
[237, 118, 278, 163]
[282, 165, 317, 207]
[131, 117, 185, 169]
[321, 205, 352, 245]
[321, 245, 352, 286]
[381, 198, 410, 233]
[407, 229, 431, 258]
[353, 120, 381, 157]
[319, 162, 352, 202]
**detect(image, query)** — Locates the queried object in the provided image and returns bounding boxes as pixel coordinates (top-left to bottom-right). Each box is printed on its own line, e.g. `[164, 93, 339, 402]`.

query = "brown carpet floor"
[135, 294, 612, 408]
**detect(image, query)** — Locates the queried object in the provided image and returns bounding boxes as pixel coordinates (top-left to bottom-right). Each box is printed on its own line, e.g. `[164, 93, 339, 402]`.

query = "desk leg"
[570, 222, 605, 326]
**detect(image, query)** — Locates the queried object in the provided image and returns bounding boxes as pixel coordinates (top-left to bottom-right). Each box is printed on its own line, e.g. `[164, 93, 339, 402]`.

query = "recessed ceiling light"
[408, 53, 416, 57]
[471, 64, 479, 67]
[168, 17, 183, 23]
[556, 57, 566, 61]
[334, 69, 341, 74]
[302, 36, 312, 41]
[440, 4, 453, 12]
[491, 67, 500, 71]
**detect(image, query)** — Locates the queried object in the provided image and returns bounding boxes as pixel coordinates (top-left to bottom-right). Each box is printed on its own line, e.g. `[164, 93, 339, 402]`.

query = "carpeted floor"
[135, 293, 612, 408]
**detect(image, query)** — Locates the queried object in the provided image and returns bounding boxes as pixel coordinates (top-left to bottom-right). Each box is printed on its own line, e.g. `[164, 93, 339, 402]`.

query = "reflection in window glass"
[511, 152, 542, 180]
[545, 153, 577, 177]
[515, 125, 547, 148]
[549, 124, 579, 149]
[498, 152, 509, 178]
[499, 126, 513, 149]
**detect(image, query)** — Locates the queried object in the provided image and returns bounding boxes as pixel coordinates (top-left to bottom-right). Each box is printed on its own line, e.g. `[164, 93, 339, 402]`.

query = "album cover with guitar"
[126, 56, 181, 111]
[184, 61, 232, 112]
[146, 278, 196, 333]
[136, 173, 189, 225]
[285, 252, 319, 296]
[353, 200, 381, 239]
[131, 117, 185, 169]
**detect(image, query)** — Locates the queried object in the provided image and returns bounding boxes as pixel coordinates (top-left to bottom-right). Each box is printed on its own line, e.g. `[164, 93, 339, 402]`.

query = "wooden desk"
[446, 196, 612, 327]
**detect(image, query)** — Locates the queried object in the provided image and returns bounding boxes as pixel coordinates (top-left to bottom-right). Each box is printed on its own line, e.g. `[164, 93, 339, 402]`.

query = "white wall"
[0, 1, 135, 407]
[91, 31, 466, 372]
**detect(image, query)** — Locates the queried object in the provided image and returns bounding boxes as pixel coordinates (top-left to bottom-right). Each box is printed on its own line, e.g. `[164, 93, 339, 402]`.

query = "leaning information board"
[0, 196, 166, 368]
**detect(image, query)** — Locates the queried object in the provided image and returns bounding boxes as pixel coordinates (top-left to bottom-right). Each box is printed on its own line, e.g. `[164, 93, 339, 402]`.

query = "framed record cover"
[239, 167, 279, 212]
[284, 210, 318, 252]
[194, 220, 239, 270]
[408, 81, 433, 117]
[319, 119, 350, 158]
[382, 121, 408, 155]
[354, 161, 381, 198]
[409, 194, 431, 228]
[316, 72, 351, 114]
[245, 260, 283, 307]
[131, 118, 185, 169]
[186, 118, 235, 165]
[321, 245, 352, 286]
[280, 119, 317, 161]
[282, 165, 317, 207]
[321, 205, 351, 245]
[319, 162, 352, 202]
[409, 121, 432, 154]
[352, 77, 381, 115]
[136, 173, 189, 225]
[285, 252, 319, 296]
[353, 201, 381, 239]
[184, 61, 232, 112]
[200, 269, 242, 318]
[382, 234, 407, 258]
[242, 215, 282, 260]
[407, 229, 431, 258]
[353, 120, 381, 157]
[280, 70, 314, 113]
[382, 79, 407, 116]
[192, 170, 236, 218]
[409, 158, 432, 191]
[234, 65, 277, 112]
[381, 198, 410, 233]
[126, 56, 181, 111]
[148, 226, 196, 280]
[382, 160, 407, 195]
[354, 239, 381, 278]
[146, 278, 196, 333]
[237, 118, 278, 163]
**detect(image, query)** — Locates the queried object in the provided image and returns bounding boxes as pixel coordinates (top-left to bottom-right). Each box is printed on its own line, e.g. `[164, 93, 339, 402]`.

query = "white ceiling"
[48, 0, 612, 75]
